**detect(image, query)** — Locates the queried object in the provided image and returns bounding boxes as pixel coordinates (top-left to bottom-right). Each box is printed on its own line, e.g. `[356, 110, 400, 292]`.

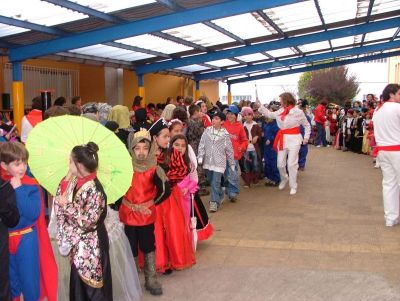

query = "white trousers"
[378, 151, 400, 223]
[277, 135, 301, 189]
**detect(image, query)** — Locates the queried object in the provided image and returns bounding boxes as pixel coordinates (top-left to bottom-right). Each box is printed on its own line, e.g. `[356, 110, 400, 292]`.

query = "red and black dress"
[154, 149, 196, 272]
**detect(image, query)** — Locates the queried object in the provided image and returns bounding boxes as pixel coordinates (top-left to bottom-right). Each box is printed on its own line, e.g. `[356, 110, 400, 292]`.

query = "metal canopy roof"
[0, 0, 399, 85]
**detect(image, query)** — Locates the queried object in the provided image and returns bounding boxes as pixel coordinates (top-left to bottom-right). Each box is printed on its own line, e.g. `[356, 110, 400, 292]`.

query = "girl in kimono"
[54, 142, 112, 301]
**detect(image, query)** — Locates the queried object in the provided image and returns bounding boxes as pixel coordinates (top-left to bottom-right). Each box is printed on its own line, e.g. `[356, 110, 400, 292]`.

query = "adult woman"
[54, 142, 112, 301]
[257, 93, 311, 195]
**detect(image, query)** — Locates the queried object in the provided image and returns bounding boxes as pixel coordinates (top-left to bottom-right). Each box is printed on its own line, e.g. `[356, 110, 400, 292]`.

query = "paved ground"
[142, 147, 400, 301]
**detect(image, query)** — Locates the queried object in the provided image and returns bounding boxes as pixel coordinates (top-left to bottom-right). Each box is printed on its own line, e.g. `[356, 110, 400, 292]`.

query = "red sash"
[273, 127, 301, 152]
[371, 145, 400, 158]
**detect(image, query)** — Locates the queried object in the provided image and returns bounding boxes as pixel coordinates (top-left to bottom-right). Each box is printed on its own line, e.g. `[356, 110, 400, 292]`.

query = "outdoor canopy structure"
[0, 0, 399, 128]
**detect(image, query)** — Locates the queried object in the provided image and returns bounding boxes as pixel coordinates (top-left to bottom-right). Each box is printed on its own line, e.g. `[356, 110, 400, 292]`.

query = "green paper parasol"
[26, 115, 132, 204]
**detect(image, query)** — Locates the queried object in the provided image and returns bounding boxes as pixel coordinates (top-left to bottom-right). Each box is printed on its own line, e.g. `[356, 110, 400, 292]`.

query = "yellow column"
[138, 86, 145, 107]
[12, 81, 24, 131]
[228, 91, 232, 105]
[195, 89, 201, 100]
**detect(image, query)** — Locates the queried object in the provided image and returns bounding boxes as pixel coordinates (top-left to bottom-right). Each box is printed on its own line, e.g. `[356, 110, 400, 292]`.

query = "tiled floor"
[142, 147, 400, 301]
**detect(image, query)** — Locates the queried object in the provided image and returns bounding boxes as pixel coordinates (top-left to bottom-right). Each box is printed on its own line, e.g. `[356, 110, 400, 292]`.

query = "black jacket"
[0, 178, 19, 301]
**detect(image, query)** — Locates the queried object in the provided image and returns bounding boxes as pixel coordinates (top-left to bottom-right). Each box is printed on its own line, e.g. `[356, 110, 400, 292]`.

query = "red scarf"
[60, 172, 97, 194]
[279, 105, 294, 120]
[26, 109, 42, 128]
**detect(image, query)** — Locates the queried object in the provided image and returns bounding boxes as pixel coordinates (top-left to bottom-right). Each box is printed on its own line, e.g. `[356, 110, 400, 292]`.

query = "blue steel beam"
[136, 17, 400, 74]
[9, 0, 300, 62]
[195, 40, 400, 80]
[313, 0, 333, 51]
[360, 0, 376, 46]
[227, 50, 400, 85]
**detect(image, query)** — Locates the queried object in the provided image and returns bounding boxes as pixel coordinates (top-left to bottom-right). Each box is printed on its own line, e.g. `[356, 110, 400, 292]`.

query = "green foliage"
[297, 66, 359, 107]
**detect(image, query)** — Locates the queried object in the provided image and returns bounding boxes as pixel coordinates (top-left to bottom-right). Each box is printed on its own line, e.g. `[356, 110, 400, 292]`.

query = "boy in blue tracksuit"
[298, 100, 312, 170]
[263, 117, 280, 186]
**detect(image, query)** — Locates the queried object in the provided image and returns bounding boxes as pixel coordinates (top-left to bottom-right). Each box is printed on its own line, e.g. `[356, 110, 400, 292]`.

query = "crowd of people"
[0, 83, 399, 301]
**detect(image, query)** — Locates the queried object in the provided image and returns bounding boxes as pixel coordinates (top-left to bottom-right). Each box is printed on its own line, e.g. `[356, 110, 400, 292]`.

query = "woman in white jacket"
[257, 93, 311, 195]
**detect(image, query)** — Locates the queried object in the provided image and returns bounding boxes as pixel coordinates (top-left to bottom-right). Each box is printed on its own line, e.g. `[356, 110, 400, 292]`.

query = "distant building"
[388, 55, 400, 84]
[221, 94, 252, 103]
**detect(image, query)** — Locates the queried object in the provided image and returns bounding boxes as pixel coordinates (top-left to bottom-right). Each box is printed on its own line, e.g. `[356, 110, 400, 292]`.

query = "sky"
[218, 61, 390, 104]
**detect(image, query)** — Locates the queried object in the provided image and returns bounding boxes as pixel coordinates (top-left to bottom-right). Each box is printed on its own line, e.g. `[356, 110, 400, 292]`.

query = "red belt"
[273, 127, 301, 151]
[371, 145, 400, 157]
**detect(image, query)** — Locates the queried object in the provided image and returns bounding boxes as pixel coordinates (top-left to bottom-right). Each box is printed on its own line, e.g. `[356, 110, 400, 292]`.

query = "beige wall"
[388, 55, 400, 84]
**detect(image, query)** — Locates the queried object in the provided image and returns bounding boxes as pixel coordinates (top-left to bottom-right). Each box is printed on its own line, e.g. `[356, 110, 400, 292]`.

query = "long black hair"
[71, 141, 99, 173]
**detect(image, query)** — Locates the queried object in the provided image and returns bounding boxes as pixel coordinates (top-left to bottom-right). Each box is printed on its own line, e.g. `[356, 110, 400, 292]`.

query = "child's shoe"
[209, 202, 218, 212]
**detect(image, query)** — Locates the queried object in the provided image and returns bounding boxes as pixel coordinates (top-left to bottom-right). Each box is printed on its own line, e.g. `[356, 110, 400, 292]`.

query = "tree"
[297, 66, 359, 107]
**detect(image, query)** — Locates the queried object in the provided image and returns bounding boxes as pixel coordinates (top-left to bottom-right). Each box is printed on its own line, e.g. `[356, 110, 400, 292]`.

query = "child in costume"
[150, 118, 196, 273]
[241, 107, 262, 187]
[0, 172, 19, 301]
[120, 129, 170, 295]
[223, 105, 248, 202]
[263, 113, 280, 187]
[54, 142, 112, 301]
[0, 142, 57, 301]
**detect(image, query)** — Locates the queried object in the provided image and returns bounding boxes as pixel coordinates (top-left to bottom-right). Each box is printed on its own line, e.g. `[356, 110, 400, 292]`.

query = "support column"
[227, 83, 232, 105]
[12, 62, 24, 131]
[137, 74, 145, 107]
[195, 80, 201, 100]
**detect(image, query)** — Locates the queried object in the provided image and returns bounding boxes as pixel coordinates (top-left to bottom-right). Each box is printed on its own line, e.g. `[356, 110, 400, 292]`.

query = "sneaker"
[385, 220, 398, 227]
[316, 145, 321, 148]
[290, 188, 297, 195]
[326, 145, 331, 148]
[229, 197, 237, 203]
[279, 177, 288, 190]
[298, 167, 305, 171]
[265, 182, 278, 187]
[243, 184, 250, 188]
[209, 202, 218, 212]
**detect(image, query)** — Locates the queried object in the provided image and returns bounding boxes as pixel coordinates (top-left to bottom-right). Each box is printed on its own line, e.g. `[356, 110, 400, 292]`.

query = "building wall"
[1, 57, 219, 107]
[388, 55, 400, 84]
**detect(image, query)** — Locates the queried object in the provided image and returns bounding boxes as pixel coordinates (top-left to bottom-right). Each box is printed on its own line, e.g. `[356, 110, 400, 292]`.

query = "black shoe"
[163, 269, 173, 275]
[229, 197, 237, 203]
[265, 182, 278, 187]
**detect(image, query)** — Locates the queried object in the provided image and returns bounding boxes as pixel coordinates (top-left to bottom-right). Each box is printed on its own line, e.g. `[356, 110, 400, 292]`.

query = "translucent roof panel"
[299, 41, 331, 52]
[235, 53, 269, 62]
[205, 59, 239, 68]
[69, 44, 154, 61]
[319, 0, 358, 24]
[372, 0, 400, 15]
[116, 34, 192, 54]
[266, 48, 296, 58]
[163, 23, 235, 47]
[331, 36, 356, 48]
[0, 24, 29, 38]
[1, 0, 87, 26]
[175, 65, 211, 72]
[71, 0, 156, 13]
[263, 0, 322, 32]
[211, 13, 273, 40]
[364, 28, 399, 42]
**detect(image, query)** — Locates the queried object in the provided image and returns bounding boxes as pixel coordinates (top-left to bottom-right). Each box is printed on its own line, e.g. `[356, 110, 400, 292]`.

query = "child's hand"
[10, 177, 22, 189]
[57, 195, 69, 207]
[252, 137, 258, 144]
[265, 140, 270, 145]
